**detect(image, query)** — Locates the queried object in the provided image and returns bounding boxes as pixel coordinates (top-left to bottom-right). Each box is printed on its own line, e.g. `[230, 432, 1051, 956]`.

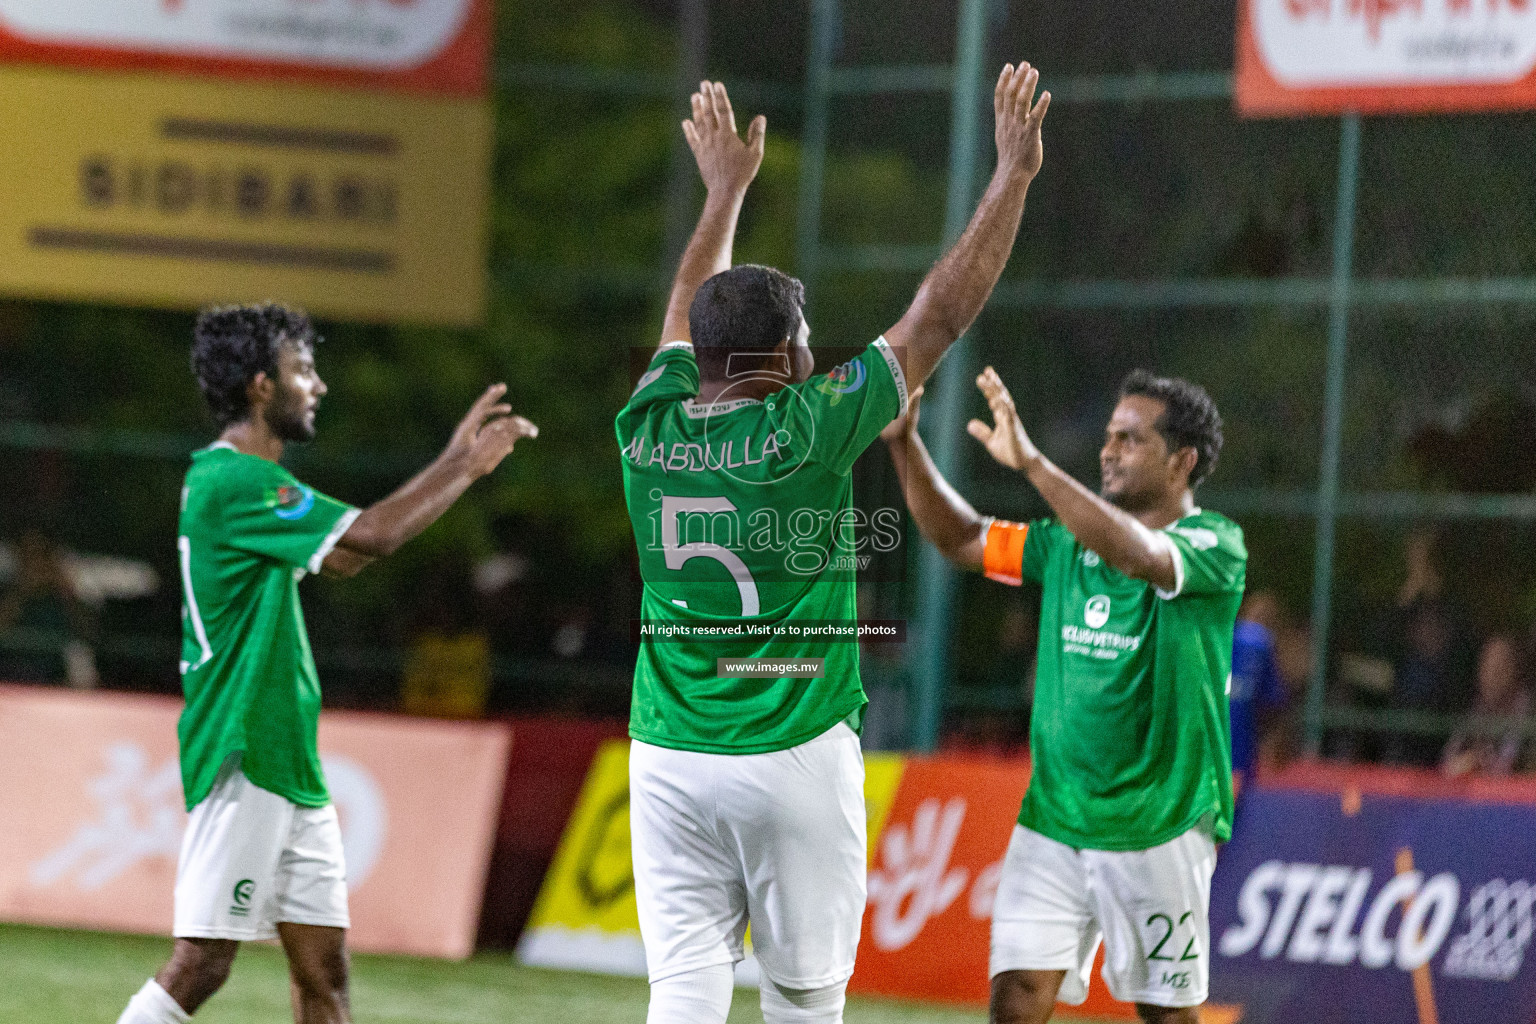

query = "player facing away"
[616, 68, 1048, 1024]
[116, 304, 537, 1024]
[882, 369, 1243, 1024]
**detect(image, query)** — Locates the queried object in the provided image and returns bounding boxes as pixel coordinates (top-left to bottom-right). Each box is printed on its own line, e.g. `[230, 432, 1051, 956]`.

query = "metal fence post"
[1304, 112, 1363, 756]
[795, 0, 838, 292]
[662, 0, 711, 264]
[905, 0, 990, 752]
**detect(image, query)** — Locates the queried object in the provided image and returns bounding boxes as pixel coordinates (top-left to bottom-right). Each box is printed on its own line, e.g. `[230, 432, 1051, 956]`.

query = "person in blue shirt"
[1230, 591, 1287, 788]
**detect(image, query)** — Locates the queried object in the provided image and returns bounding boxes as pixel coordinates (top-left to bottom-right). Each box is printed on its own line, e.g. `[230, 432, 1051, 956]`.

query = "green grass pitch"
[0, 923, 1122, 1023]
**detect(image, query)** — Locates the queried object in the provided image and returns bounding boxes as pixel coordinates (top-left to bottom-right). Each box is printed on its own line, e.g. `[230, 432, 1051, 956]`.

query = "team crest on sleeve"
[632, 366, 666, 397]
[267, 484, 316, 520]
[1170, 526, 1219, 550]
[814, 358, 867, 405]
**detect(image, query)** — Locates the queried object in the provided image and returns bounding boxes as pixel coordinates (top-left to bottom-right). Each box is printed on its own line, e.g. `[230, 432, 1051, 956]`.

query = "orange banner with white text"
[1237, 0, 1536, 116]
[0, 0, 489, 96]
[0, 685, 509, 959]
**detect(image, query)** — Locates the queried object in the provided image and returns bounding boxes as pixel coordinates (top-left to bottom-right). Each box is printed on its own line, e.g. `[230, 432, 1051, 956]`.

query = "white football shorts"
[173, 754, 350, 941]
[629, 722, 867, 989]
[990, 823, 1216, 1008]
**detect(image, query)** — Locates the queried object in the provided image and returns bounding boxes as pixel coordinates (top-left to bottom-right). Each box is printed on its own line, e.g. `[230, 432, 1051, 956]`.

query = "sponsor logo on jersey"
[1063, 598, 1141, 660]
[814, 358, 867, 405]
[230, 878, 255, 917]
[1219, 859, 1535, 979]
[269, 484, 316, 520]
[1084, 595, 1111, 629]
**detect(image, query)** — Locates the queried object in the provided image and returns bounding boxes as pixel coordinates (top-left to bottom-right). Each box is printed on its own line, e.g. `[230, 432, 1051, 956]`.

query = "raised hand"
[993, 62, 1050, 182]
[967, 367, 1039, 471]
[682, 81, 766, 197]
[450, 384, 539, 478]
[469, 412, 538, 478]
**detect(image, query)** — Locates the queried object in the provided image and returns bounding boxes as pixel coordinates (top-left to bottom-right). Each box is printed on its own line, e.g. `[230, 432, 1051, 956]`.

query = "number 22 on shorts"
[1146, 910, 1201, 963]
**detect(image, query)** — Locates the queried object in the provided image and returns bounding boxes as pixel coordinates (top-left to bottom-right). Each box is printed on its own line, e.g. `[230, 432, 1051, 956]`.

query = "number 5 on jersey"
[659, 494, 760, 616]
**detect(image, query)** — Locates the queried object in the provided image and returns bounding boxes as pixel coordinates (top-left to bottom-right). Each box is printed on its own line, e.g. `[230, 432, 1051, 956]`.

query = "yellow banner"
[0, 65, 487, 325]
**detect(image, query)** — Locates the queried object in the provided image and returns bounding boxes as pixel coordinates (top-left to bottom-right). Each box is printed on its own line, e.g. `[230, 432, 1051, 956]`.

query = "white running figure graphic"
[30, 742, 183, 891]
[866, 797, 970, 951]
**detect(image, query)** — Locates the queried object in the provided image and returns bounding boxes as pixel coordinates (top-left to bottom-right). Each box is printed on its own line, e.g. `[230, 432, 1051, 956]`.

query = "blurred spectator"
[1442, 635, 1531, 779]
[1384, 530, 1475, 766]
[1231, 591, 1288, 785]
[0, 530, 97, 687]
[1238, 591, 1311, 769]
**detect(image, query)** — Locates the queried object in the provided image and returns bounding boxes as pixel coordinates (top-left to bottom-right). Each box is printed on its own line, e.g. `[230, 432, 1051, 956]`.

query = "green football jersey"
[985, 508, 1245, 850]
[176, 442, 359, 810]
[616, 337, 907, 754]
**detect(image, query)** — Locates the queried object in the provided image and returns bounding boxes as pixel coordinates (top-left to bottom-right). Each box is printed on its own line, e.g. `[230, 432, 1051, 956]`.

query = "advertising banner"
[1211, 783, 1536, 1023]
[1237, 0, 1536, 115]
[517, 739, 908, 984]
[521, 744, 1536, 1020]
[848, 757, 1029, 1003]
[847, 757, 1180, 1021]
[0, 1, 490, 324]
[0, 685, 510, 959]
[0, 0, 488, 95]
[520, 744, 1140, 1017]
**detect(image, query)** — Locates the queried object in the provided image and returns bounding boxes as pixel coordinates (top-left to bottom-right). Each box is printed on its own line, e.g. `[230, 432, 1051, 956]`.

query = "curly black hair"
[689, 265, 805, 378]
[1119, 369, 1224, 488]
[191, 303, 319, 428]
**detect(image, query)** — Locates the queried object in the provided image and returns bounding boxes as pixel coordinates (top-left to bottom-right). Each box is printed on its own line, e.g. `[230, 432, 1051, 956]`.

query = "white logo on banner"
[1253, 0, 1536, 86]
[28, 742, 182, 890]
[1443, 879, 1536, 981]
[320, 753, 387, 887]
[29, 742, 388, 892]
[0, 0, 475, 70]
[1219, 859, 1534, 979]
[866, 798, 969, 950]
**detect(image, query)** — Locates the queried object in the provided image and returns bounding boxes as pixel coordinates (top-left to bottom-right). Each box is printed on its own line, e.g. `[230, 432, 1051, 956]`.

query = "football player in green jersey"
[116, 304, 536, 1024]
[618, 66, 1049, 1024]
[882, 368, 1242, 1024]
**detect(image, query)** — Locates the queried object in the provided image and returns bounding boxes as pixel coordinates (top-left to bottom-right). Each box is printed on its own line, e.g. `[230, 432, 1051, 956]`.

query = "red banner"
[0, 0, 488, 95]
[1236, 0, 1536, 116]
[0, 685, 509, 958]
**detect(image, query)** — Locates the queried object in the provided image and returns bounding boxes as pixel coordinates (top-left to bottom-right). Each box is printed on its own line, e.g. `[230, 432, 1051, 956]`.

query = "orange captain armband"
[982, 519, 1028, 586]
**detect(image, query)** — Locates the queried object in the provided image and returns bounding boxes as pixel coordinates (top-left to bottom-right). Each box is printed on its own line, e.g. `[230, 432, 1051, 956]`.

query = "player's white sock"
[117, 979, 192, 1024]
[759, 977, 847, 1024]
[645, 963, 734, 1024]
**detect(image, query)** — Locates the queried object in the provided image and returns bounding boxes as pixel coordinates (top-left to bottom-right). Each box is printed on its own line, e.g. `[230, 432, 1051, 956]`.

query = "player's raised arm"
[968, 367, 1180, 591]
[880, 388, 987, 569]
[323, 384, 537, 576]
[658, 82, 767, 349]
[884, 62, 1049, 389]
